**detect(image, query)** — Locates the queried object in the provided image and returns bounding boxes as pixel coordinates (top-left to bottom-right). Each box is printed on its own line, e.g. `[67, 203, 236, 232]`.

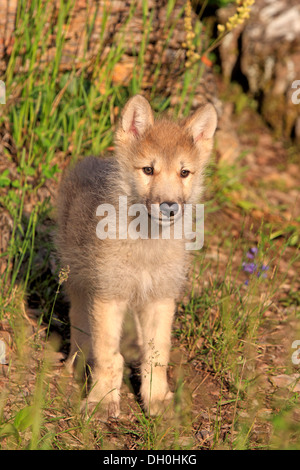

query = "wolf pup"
[56, 95, 217, 418]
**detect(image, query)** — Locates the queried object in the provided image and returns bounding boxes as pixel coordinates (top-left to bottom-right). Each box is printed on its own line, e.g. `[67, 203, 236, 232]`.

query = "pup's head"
[115, 95, 217, 222]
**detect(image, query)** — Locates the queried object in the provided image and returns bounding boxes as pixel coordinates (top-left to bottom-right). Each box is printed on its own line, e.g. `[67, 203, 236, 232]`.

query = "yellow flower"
[58, 265, 70, 284]
[221, 0, 255, 33]
[183, 0, 255, 69]
[182, 0, 201, 68]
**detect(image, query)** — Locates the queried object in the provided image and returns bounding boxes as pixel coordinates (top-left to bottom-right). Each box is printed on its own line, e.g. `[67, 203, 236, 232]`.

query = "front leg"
[84, 298, 127, 419]
[137, 298, 175, 416]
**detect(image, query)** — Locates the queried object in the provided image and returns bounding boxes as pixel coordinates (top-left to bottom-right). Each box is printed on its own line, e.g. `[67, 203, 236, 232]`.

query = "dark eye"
[180, 169, 190, 178]
[143, 167, 154, 175]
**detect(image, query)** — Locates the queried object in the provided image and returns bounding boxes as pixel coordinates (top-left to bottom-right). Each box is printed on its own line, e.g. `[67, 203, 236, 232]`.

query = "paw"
[142, 390, 174, 417]
[81, 395, 120, 420]
[82, 384, 121, 419]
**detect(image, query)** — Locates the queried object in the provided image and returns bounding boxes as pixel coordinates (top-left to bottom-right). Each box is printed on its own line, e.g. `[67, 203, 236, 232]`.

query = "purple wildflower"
[242, 262, 257, 274]
[242, 247, 269, 284]
[259, 264, 269, 278]
[246, 247, 258, 259]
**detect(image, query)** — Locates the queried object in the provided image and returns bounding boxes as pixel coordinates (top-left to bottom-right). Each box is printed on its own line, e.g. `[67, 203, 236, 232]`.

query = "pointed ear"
[118, 94, 154, 140]
[184, 103, 217, 144]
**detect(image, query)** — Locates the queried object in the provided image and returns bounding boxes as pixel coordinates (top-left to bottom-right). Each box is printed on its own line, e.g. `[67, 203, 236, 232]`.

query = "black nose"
[159, 202, 180, 217]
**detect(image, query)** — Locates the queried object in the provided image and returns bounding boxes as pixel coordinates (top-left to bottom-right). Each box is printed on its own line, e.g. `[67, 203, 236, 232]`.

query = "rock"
[215, 129, 241, 164]
[217, 0, 300, 142]
[270, 374, 300, 392]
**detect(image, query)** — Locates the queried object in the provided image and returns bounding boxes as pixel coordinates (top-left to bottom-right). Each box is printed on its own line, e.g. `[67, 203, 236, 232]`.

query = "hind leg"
[65, 290, 92, 374]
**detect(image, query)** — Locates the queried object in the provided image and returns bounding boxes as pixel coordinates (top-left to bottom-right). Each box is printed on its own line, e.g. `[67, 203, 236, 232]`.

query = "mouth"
[147, 212, 176, 225]
[146, 203, 182, 225]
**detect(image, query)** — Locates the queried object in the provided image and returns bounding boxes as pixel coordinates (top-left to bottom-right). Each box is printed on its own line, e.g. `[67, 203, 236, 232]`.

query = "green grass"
[0, 0, 300, 450]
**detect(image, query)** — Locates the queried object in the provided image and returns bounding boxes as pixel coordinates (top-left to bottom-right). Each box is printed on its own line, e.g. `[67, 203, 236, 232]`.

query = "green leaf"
[236, 200, 257, 211]
[12, 179, 21, 188]
[270, 229, 285, 240]
[14, 405, 35, 432]
[270, 226, 298, 241]
[24, 166, 36, 176]
[0, 423, 20, 441]
[288, 233, 299, 246]
[41, 163, 60, 179]
[0, 169, 11, 187]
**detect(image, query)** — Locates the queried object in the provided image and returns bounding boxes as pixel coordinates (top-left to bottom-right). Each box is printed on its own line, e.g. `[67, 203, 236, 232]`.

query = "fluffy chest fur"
[94, 236, 189, 306]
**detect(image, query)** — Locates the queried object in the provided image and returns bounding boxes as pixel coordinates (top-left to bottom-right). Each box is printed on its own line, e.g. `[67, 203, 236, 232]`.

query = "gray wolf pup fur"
[56, 95, 217, 418]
